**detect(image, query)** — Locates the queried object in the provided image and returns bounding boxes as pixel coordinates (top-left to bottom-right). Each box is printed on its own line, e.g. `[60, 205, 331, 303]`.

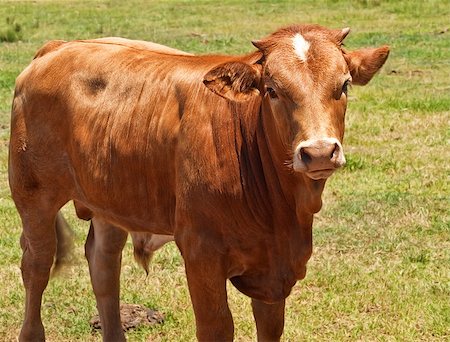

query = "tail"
[131, 233, 155, 275]
[130, 233, 174, 275]
[51, 209, 173, 276]
[51, 212, 75, 276]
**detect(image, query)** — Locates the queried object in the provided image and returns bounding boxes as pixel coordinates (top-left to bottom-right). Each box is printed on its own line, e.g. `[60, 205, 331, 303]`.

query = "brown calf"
[9, 24, 389, 341]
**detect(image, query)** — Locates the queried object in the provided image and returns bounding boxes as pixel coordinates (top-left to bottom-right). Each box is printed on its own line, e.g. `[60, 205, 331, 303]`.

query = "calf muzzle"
[293, 138, 346, 179]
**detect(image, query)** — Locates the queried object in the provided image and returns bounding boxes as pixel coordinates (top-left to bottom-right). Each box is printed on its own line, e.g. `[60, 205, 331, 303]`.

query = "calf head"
[204, 24, 389, 181]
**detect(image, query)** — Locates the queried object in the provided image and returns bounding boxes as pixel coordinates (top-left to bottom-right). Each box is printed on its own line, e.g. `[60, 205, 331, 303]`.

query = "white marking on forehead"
[292, 33, 310, 62]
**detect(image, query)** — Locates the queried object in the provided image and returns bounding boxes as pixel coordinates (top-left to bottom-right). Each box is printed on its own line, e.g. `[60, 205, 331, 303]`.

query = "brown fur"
[33, 40, 66, 59]
[9, 25, 388, 341]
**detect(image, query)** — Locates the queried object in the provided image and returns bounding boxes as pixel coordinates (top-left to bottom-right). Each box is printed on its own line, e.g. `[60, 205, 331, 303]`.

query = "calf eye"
[342, 79, 351, 95]
[266, 87, 278, 99]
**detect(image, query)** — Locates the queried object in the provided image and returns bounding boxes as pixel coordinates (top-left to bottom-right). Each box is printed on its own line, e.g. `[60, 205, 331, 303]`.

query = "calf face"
[204, 24, 389, 181]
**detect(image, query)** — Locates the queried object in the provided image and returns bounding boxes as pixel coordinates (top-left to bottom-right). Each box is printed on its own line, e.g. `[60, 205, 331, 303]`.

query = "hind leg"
[10, 76, 74, 341]
[10, 160, 70, 341]
[16, 204, 61, 342]
[85, 217, 127, 342]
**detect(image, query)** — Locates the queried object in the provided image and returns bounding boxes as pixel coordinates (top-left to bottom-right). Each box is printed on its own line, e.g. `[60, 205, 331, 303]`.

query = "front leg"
[178, 235, 234, 341]
[252, 298, 285, 342]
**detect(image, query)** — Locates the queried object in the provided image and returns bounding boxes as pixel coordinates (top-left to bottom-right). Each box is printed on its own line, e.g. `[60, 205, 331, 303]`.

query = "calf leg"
[185, 263, 234, 341]
[85, 218, 127, 342]
[179, 235, 234, 341]
[251, 298, 285, 342]
[18, 212, 59, 342]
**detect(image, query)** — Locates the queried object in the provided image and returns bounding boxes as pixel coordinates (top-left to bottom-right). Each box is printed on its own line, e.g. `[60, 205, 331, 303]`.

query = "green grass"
[0, 17, 23, 43]
[0, 0, 449, 341]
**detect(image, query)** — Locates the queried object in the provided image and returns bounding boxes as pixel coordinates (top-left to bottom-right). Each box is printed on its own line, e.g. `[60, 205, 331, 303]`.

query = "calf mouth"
[305, 168, 336, 180]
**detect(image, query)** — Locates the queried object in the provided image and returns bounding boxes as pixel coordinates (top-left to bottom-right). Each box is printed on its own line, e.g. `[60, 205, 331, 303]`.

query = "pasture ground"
[0, 0, 449, 341]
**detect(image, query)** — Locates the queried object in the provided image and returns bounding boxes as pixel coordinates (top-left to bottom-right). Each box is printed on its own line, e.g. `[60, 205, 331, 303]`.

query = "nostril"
[300, 148, 312, 165]
[330, 143, 338, 160]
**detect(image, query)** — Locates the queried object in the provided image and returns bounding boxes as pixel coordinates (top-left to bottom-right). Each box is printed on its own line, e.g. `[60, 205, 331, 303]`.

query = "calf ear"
[203, 61, 261, 102]
[344, 46, 390, 85]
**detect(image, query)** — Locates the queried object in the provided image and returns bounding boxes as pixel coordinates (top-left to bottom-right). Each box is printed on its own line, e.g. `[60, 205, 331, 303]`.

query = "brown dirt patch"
[90, 303, 164, 332]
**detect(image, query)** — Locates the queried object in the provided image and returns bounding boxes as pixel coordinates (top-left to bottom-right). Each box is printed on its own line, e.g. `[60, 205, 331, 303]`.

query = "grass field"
[0, 0, 449, 341]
